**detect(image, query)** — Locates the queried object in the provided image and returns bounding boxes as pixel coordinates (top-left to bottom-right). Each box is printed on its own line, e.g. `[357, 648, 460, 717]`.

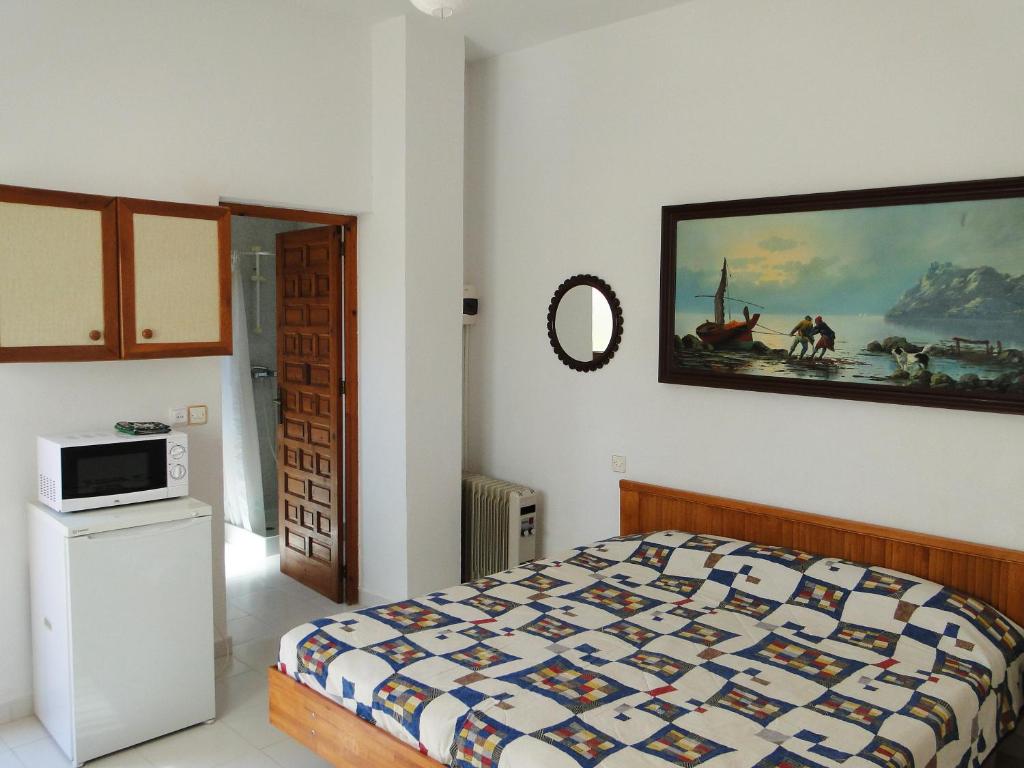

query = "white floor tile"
[88, 746, 156, 766]
[262, 737, 333, 768]
[138, 722, 262, 768]
[220, 700, 288, 750]
[226, 614, 273, 645]
[0, 716, 48, 749]
[272, 577, 328, 600]
[215, 654, 251, 680]
[0, 747, 19, 768]
[264, 608, 329, 639]
[225, 601, 249, 621]
[11, 737, 73, 768]
[232, 636, 280, 671]
[225, 573, 271, 600]
[220, 751, 279, 768]
[228, 588, 299, 622]
[300, 595, 351, 619]
[216, 669, 268, 716]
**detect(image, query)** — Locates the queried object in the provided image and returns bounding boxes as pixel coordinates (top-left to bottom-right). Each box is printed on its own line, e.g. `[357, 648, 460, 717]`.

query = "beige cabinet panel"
[0, 186, 119, 362]
[132, 214, 221, 345]
[118, 197, 230, 359]
[0, 203, 105, 347]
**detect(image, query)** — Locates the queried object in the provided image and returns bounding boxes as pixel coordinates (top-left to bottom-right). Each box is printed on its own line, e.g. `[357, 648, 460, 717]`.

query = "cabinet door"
[0, 185, 120, 362]
[118, 198, 231, 359]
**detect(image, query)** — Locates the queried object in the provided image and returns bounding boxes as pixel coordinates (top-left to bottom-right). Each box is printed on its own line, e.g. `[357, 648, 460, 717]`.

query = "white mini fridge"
[29, 497, 216, 765]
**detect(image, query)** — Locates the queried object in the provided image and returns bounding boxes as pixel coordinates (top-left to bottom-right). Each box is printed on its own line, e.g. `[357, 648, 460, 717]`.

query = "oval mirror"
[547, 275, 624, 372]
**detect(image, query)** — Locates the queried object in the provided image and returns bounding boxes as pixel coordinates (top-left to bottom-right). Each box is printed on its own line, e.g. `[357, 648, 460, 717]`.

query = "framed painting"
[659, 176, 1024, 414]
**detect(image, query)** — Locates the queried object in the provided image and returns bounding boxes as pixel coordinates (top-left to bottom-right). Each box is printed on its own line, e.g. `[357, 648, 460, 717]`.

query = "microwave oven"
[37, 430, 188, 512]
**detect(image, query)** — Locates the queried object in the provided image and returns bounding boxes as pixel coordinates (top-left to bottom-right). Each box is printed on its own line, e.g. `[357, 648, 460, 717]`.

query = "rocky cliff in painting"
[886, 262, 1024, 324]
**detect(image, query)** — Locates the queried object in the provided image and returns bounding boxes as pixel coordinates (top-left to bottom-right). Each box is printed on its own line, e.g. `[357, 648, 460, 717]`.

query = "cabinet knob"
[141, 328, 154, 340]
[89, 330, 102, 341]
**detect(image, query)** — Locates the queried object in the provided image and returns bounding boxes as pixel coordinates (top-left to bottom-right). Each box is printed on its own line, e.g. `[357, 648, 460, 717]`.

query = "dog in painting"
[892, 347, 930, 377]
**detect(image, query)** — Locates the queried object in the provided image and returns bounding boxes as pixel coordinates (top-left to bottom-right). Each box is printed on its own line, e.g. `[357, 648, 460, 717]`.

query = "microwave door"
[61, 440, 167, 505]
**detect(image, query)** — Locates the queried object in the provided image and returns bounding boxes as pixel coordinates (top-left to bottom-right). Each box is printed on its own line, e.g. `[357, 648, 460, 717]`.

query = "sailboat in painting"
[695, 259, 761, 348]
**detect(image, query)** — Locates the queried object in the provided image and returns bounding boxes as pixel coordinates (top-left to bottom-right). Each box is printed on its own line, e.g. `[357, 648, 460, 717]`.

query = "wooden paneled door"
[276, 225, 356, 603]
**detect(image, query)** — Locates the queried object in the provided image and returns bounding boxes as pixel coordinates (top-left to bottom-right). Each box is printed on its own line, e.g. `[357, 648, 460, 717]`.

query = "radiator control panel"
[519, 503, 538, 563]
[520, 505, 537, 537]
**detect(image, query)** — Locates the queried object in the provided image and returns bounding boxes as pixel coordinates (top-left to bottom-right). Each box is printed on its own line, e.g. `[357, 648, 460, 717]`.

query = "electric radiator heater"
[461, 473, 539, 581]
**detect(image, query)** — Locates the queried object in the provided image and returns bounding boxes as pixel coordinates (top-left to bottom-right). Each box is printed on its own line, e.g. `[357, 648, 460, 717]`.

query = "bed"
[270, 481, 1024, 767]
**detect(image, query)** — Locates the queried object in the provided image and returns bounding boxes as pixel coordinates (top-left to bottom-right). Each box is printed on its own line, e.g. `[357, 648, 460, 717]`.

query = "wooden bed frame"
[268, 479, 1024, 767]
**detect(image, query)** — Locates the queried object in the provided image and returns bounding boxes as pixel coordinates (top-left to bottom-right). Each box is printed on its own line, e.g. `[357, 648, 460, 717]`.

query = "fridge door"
[67, 516, 215, 763]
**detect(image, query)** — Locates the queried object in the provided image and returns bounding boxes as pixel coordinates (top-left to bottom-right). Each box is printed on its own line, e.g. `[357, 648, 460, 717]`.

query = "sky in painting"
[676, 196, 1024, 315]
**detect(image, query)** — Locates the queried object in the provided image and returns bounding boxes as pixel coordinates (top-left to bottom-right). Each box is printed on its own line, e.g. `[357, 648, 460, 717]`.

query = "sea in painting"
[672, 196, 1024, 398]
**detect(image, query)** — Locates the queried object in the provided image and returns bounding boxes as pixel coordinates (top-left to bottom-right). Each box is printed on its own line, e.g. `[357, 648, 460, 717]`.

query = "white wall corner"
[359, 15, 411, 602]
[0, 693, 33, 726]
[214, 636, 233, 660]
[359, 14, 467, 601]
[403, 16, 466, 597]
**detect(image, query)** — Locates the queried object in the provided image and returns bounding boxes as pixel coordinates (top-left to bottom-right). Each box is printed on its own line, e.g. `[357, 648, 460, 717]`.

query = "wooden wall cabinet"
[118, 198, 231, 359]
[0, 186, 120, 362]
[0, 185, 231, 363]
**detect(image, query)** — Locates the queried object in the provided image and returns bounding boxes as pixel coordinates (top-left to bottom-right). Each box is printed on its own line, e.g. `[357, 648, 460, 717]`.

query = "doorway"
[221, 202, 358, 605]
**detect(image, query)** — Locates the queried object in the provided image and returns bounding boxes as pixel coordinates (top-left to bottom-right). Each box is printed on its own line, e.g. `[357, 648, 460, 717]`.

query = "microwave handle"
[83, 517, 206, 541]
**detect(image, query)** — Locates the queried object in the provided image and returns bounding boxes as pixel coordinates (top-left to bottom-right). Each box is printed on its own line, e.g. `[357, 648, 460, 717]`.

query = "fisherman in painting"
[788, 316, 814, 358]
[809, 316, 837, 359]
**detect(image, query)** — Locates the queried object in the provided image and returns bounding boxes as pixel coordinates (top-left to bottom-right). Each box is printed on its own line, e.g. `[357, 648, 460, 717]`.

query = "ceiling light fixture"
[409, 0, 466, 20]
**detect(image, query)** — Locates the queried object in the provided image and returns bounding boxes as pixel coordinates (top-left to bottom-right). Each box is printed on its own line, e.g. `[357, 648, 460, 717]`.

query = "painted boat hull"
[696, 313, 761, 348]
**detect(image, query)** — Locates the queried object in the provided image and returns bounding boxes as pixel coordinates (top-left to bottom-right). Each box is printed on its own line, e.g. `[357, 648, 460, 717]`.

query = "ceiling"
[302, 0, 691, 61]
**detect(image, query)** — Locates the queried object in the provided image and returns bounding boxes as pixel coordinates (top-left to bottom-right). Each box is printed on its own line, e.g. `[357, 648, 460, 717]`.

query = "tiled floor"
[0, 554, 351, 767]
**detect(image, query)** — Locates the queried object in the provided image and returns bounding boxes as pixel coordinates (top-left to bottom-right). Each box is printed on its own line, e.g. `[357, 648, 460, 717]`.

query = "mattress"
[278, 531, 1024, 767]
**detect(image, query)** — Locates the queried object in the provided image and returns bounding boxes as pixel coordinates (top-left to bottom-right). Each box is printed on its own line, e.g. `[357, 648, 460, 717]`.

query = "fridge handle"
[84, 517, 207, 541]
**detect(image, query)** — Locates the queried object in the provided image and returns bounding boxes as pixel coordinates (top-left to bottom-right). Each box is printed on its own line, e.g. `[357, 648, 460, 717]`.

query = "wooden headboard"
[620, 480, 1024, 628]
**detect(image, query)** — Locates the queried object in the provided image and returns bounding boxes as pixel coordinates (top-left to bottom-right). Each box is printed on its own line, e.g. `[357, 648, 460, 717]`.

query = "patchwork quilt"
[279, 531, 1024, 768]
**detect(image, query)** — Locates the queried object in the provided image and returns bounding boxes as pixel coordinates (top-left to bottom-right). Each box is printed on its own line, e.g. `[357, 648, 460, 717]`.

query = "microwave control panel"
[167, 436, 188, 486]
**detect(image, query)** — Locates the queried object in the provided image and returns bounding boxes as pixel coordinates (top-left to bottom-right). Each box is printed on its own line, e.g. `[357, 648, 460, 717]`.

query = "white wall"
[360, 17, 411, 602]
[0, 0, 374, 718]
[0, 359, 222, 719]
[0, 0, 372, 211]
[403, 16, 465, 597]
[360, 15, 465, 602]
[465, 1, 1024, 561]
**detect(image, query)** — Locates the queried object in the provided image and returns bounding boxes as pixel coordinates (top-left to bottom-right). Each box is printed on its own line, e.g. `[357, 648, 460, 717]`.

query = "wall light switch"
[169, 407, 188, 426]
[611, 455, 627, 474]
[188, 405, 208, 426]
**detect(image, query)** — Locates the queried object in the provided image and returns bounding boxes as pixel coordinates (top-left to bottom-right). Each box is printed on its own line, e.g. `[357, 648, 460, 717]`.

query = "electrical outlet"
[611, 455, 627, 473]
[188, 405, 208, 426]
[169, 407, 188, 426]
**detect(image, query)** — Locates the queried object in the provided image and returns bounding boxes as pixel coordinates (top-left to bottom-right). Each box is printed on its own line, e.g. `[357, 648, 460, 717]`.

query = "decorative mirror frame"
[547, 274, 624, 373]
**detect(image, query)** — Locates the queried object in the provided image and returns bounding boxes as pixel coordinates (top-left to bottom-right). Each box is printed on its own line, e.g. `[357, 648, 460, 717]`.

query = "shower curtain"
[222, 256, 266, 534]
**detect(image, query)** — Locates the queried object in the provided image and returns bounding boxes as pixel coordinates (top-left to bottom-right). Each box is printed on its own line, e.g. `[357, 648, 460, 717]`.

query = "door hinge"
[339, 379, 346, 396]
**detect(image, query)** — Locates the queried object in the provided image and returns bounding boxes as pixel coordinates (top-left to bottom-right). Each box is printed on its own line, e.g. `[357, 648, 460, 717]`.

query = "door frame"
[222, 201, 359, 604]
